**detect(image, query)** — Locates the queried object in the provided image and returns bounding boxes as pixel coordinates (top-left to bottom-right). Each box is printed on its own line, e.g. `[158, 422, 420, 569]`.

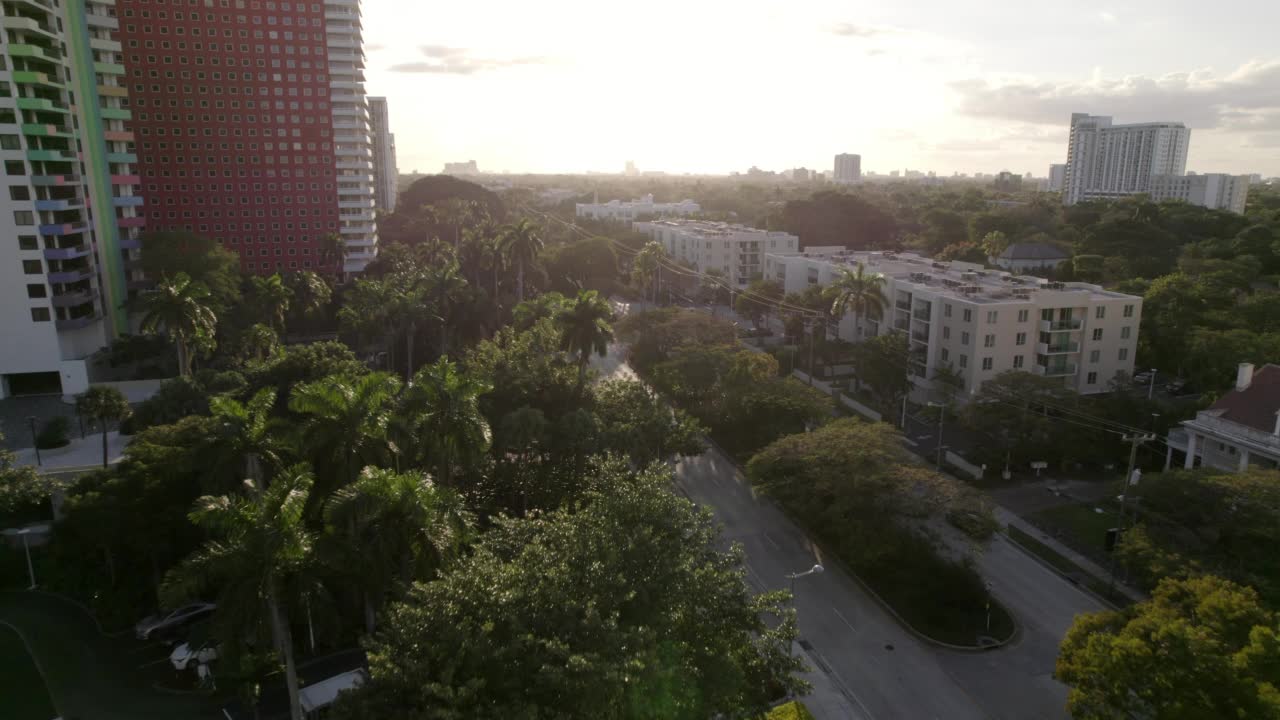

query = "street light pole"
[20, 529, 35, 589]
[27, 416, 40, 467]
[1147, 368, 1158, 400]
[785, 564, 825, 659]
[1107, 433, 1154, 596]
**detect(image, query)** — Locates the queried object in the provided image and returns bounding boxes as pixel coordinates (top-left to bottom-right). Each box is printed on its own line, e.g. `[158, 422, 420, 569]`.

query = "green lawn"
[766, 700, 816, 719]
[0, 591, 224, 720]
[1006, 525, 1131, 607]
[1032, 502, 1119, 556]
[0, 624, 57, 720]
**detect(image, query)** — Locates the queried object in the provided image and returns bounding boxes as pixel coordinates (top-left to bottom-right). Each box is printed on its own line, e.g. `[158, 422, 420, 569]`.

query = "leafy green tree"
[979, 231, 1010, 259]
[75, 386, 132, 468]
[829, 262, 886, 388]
[284, 270, 333, 328]
[207, 388, 289, 489]
[465, 319, 581, 423]
[320, 232, 346, 275]
[139, 231, 242, 310]
[289, 373, 402, 494]
[631, 240, 665, 304]
[511, 291, 568, 331]
[498, 218, 544, 303]
[424, 256, 468, 356]
[735, 279, 784, 330]
[242, 341, 368, 405]
[399, 358, 492, 486]
[163, 466, 318, 720]
[543, 236, 619, 295]
[1057, 575, 1280, 720]
[555, 289, 615, 398]
[139, 272, 218, 377]
[0, 431, 54, 522]
[238, 323, 280, 365]
[851, 333, 913, 414]
[615, 307, 737, 374]
[332, 461, 804, 719]
[322, 467, 469, 633]
[593, 379, 705, 465]
[964, 371, 1077, 467]
[247, 273, 293, 332]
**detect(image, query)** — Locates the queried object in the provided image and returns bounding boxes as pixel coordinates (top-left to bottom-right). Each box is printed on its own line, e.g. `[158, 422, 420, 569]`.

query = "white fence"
[946, 450, 985, 480]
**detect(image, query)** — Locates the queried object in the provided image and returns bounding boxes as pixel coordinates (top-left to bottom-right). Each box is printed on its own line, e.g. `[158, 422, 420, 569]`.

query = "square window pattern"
[1087, 371, 1098, 384]
[30, 307, 50, 322]
[1119, 348, 1129, 361]
[1092, 328, 1103, 341]
[961, 331, 970, 345]
[1017, 309, 1029, 323]
[959, 354, 968, 369]
[1016, 332, 1027, 346]
[981, 357, 993, 371]
[1090, 350, 1101, 363]
[1013, 355, 1024, 369]
[22, 259, 41, 274]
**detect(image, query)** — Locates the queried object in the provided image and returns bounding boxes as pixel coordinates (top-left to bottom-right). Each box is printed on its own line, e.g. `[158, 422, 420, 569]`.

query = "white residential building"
[1047, 164, 1067, 192]
[634, 220, 799, 288]
[834, 154, 862, 184]
[1149, 173, 1250, 214]
[1063, 113, 1190, 206]
[577, 195, 701, 222]
[326, 0, 380, 274]
[764, 249, 1143, 399]
[1167, 364, 1280, 472]
[368, 97, 399, 214]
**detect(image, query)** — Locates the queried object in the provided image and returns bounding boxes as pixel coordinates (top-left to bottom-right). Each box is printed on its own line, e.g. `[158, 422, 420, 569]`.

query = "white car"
[135, 602, 216, 640]
[170, 640, 219, 671]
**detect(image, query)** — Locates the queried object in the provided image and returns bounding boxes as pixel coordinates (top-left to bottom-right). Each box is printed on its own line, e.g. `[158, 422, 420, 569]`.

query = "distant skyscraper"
[624, 160, 638, 177]
[443, 161, 479, 175]
[117, 0, 381, 275]
[1047, 164, 1067, 192]
[369, 98, 398, 213]
[1063, 113, 1190, 205]
[834, 153, 862, 184]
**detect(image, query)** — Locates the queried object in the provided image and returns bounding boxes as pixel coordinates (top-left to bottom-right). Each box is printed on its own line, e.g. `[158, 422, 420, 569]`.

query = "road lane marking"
[762, 531, 781, 550]
[814, 648, 876, 720]
[833, 608, 856, 632]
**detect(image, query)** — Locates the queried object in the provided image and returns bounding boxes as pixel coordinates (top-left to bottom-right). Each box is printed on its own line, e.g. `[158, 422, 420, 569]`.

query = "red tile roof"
[1210, 364, 1280, 434]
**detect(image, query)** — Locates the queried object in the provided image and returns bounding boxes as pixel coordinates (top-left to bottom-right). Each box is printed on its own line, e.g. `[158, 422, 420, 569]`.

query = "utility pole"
[1107, 432, 1154, 596]
[806, 319, 816, 386]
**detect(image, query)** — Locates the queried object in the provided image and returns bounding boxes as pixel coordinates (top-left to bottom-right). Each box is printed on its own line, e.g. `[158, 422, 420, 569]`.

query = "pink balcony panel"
[116, 216, 146, 228]
[110, 174, 141, 184]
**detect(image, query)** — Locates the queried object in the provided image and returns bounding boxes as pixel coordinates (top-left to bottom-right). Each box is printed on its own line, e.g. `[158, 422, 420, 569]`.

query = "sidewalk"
[798, 645, 868, 720]
[995, 505, 1146, 605]
[12, 431, 127, 474]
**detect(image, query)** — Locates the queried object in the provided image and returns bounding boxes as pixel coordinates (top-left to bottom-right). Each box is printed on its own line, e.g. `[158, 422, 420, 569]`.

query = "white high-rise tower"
[1063, 114, 1190, 205]
[368, 98, 399, 214]
[326, 0, 380, 273]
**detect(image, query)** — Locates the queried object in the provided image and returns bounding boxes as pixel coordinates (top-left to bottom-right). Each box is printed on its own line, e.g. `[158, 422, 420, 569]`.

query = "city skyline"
[361, 0, 1280, 177]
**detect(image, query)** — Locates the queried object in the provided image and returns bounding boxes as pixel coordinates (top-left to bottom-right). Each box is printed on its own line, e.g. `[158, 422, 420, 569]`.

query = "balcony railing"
[1034, 363, 1077, 377]
[895, 300, 911, 311]
[1039, 319, 1082, 332]
[913, 308, 931, 322]
[1036, 341, 1080, 355]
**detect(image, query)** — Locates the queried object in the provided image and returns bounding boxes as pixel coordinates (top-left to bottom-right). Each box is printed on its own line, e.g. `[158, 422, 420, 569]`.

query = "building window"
[942, 326, 950, 340]
[30, 307, 50, 322]
[22, 259, 41, 274]
[1121, 326, 1131, 339]
[1123, 304, 1134, 318]
[1013, 355, 1024, 369]
[941, 348, 949, 362]
[981, 357, 993, 371]
[18, 235, 37, 250]
[1092, 328, 1103, 341]
[9, 186, 30, 201]
[959, 354, 968, 369]
[13, 210, 33, 225]
[4, 160, 24, 175]
[1095, 306, 1106, 319]
[986, 311, 998, 323]
[1087, 371, 1098, 384]
[961, 331, 970, 345]
[962, 308, 972, 322]
[944, 303, 952, 318]
[1016, 332, 1027, 346]
[983, 334, 995, 348]
[1090, 350, 1100, 363]
[26, 284, 45, 298]
[1119, 348, 1129, 361]
[1017, 309, 1029, 322]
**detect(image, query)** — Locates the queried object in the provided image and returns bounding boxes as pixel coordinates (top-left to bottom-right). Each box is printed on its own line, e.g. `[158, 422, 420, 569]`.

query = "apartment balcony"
[4, 16, 59, 39]
[43, 244, 90, 260]
[55, 314, 100, 331]
[39, 222, 88, 236]
[119, 237, 141, 250]
[343, 236, 377, 248]
[102, 130, 134, 142]
[1039, 318, 1082, 333]
[31, 173, 79, 186]
[27, 148, 74, 162]
[34, 197, 82, 211]
[97, 84, 128, 97]
[11, 70, 62, 88]
[100, 107, 131, 120]
[112, 195, 143, 207]
[85, 13, 118, 30]
[93, 61, 125, 75]
[1034, 363, 1077, 378]
[16, 96, 67, 113]
[1036, 341, 1080, 355]
[8, 43, 60, 63]
[48, 267, 91, 284]
[127, 278, 156, 291]
[21, 123, 70, 137]
[116, 216, 145, 228]
[339, 224, 376, 235]
[89, 37, 123, 52]
[52, 289, 95, 308]
[110, 174, 141, 184]
[913, 308, 932, 322]
[106, 152, 136, 164]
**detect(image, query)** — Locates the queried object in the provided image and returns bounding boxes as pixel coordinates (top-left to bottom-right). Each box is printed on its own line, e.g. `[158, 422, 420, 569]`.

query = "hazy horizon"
[362, 0, 1280, 178]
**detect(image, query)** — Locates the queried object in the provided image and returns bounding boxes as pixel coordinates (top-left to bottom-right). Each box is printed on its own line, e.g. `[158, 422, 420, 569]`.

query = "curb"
[701, 437, 1018, 653]
[1001, 528, 1125, 611]
[0, 619, 66, 720]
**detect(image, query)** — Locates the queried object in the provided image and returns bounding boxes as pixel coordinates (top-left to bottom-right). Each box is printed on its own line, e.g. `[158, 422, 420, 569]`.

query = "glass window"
[942, 326, 951, 340]
[1123, 304, 1134, 318]
[1013, 355, 1024, 369]
[9, 186, 29, 201]
[961, 331, 970, 345]
[941, 348, 949, 362]
[1095, 306, 1106, 319]
[1119, 348, 1129, 361]
[1087, 371, 1098, 384]
[984, 334, 995, 348]
[1017, 309, 1029, 322]
[22, 259, 41, 274]
[1090, 350, 1101, 363]
[1121, 326, 1131, 339]
[30, 307, 50, 322]
[1016, 332, 1027, 346]
[982, 357, 993, 370]
[18, 235, 37, 250]
[986, 311, 998, 323]
[5, 160, 25, 175]
[962, 308, 972, 322]
[944, 303, 952, 318]
[13, 211, 33, 225]
[1092, 328, 1103, 341]
[26, 284, 45, 298]
[959, 354, 968, 369]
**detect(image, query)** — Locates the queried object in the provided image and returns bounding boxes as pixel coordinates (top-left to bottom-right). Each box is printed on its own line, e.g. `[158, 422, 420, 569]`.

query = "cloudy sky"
[361, 0, 1280, 177]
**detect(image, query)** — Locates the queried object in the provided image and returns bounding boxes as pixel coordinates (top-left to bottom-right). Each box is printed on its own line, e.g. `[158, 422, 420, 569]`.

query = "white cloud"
[1098, 10, 1117, 23]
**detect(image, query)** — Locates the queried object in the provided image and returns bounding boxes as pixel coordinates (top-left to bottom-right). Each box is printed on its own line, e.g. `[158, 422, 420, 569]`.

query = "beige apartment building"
[764, 249, 1144, 400]
[633, 220, 799, 288]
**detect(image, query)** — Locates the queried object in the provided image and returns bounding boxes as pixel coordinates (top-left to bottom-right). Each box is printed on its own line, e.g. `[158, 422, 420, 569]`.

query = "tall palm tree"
[320, 232, 346, 277]
[321, 467, 469, 633]
[289, 372, 403, 494]
[339, 272, 431, 383]
[75, 386, 131, 468]
[139, 272, 217, 377]
[207, 388, 287, 492]
[425, 258, 467, 357]
[498, 219, 544, 303]
[239, 323, 280, 364]
[285, 270, 332, 327]
[632, 241, 664, 304]
[440, 198, 482, 248]
[830, 262, 887, 388]
[399, 358, 492, 486]
[162, 466, 316, 720]
[248, 273, 293, 333]
[555, 289, 615, 399]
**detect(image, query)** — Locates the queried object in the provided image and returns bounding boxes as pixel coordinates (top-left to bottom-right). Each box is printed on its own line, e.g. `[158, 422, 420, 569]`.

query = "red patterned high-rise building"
[115, 0, 378, 275]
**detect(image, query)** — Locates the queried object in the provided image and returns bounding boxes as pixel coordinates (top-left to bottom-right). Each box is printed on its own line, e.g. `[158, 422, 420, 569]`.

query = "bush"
[35, 416, 70, 450]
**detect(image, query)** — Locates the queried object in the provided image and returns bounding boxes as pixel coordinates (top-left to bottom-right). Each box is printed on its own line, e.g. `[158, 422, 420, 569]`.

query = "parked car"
[135, 602, 216, 640]
[170, 640, 219, 671]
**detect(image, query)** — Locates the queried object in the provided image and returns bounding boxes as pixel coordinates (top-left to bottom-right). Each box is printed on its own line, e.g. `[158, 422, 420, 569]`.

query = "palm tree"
[339, 272, 431, 382]
[163, 466, 316, 720]
[239, 323, 280, 364]
[75, 386, 131, 468]
[424, 258, 467, 357]
[289, 373, 402, 494]
[320, 232, 346, 276]
[285, 270, 332, 328]
[206, 388, 288, 492]
[830, 263, 887, 389]
[399, 358, 492, 486]
[498, 219, 544, 303]
[321, 467, 469, 633]
[248, 273, 293, 333]
[139, 272, 217, 377]
[632, 241, 665, 304]
[440, 198, 482, 248]
[555, 289, 615, 399]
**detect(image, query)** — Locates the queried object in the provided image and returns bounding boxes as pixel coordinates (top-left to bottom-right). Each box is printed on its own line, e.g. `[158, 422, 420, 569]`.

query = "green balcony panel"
[105, 152, 137, 164]
[92, 62, 125, 75]
[20, 123, 70, 137]
[99, 107, 131, 120]
[27, 148, 73, 162]
[11, 71, 63, 88]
